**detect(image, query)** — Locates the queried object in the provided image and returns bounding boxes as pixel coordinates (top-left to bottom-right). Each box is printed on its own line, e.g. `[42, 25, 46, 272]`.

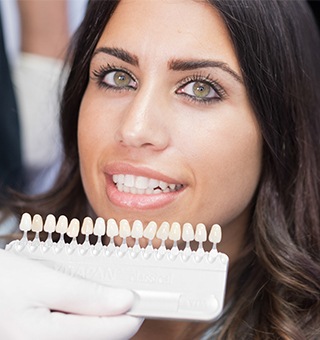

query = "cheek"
[177, 110, 262, 225]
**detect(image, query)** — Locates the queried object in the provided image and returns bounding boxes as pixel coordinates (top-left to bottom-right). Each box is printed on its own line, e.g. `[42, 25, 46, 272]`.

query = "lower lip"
[105, 176, 183, 210]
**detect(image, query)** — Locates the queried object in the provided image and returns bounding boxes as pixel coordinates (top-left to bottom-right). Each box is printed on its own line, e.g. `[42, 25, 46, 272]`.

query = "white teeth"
[156, 221, 170, 241]
[112, 174, 182, 194]
[124, 174, 135, 187]
[132, 220, 144, 239]
[119, 219, 131, 238]
[81, 217, 94, 235]
[209, 224, 222, 244]
[93, 217, 105, 236]
[44, 214, 56, 233]
[67, 218, 80, 238]
[18, 214, 223, 254]
[135, 176, 149, 189]
[148, 178, 159, 189]
[56, 215, 68, 234]
[159, 181, 167, 190]
[195, 223, 207, 242]
[106, 219, 118, 238]
[32, 214, 43, 233]
[169, 222, 181, 242]
[182, 223, 194, 242]
[19, 212, 32, 232]
[143, 221, 157, 240]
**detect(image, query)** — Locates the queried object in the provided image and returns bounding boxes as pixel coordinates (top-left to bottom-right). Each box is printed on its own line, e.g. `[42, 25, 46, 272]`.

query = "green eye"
[103, 70, 137, 89]
[113, 71, 132, 87]
[177, 79, 220, 102]
[192, 81, 211, 98]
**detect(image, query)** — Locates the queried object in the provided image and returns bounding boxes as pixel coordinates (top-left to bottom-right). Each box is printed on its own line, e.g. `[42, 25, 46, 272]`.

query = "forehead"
[96, 0, 240, 72]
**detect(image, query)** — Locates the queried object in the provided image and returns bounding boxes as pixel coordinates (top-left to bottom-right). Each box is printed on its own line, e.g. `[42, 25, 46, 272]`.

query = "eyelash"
[175, 74, 226, 105]
[91, 64, 137, 92]
[91, 65, 226, 104]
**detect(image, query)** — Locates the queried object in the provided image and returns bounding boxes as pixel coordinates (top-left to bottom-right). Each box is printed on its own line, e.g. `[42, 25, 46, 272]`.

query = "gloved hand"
[0, 249, 144, 340]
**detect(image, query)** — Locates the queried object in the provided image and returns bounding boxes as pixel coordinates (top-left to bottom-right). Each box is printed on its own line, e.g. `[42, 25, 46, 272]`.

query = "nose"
[115, 89, 170, 150]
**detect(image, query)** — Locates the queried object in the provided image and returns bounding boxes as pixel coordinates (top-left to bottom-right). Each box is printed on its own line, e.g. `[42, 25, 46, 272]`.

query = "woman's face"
[78, 0, 262, 258]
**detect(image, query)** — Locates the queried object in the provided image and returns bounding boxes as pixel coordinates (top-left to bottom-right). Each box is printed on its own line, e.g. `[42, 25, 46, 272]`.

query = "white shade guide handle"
[19, 212, 32, 232]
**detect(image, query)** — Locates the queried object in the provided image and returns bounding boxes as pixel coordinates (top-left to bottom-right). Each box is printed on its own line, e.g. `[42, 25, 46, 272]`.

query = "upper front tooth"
[124, 174, 135, 187]
[148, 178, 160, 189]
[113, 173, 178, 191]
[135, 176, 149, 189]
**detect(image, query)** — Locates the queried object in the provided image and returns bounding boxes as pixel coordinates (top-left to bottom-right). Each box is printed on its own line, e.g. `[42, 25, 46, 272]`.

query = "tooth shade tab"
[143, 221, 157, 240]
[119, 219, 131, 238]
[19, 212, 32, 232]
[209, 224, 222, 244]
[44, 214, 56, 233]
[132, 220, 143, 239]
[169, 222, 181, 242]
[195, 223, 207, 242]
[32, 214, 43, 233]
[56, 215, 68, 234]
[156, 221, 170, 241]
[81, 217, 94, 235]
[67, 218, 80, 238]
[107, 219, 118, 238]
[93, 217, 106, 236]
[182, 223, 194, 242]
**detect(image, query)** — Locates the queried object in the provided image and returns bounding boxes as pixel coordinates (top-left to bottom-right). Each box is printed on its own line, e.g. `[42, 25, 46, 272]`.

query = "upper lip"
[104, 162, 184, 185]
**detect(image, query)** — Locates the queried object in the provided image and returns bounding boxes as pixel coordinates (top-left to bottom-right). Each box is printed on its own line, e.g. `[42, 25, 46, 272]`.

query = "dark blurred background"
[308, 0, 320, 29]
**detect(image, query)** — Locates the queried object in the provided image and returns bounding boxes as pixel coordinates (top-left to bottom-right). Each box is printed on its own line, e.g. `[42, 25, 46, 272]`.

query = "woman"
[2, 0, 320, 339]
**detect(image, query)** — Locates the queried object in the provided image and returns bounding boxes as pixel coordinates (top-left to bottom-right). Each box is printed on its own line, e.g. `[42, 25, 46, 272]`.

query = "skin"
[78, 1, 262, 337]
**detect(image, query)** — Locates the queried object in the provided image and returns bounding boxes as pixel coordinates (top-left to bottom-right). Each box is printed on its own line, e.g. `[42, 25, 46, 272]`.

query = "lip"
[104, 162, 185, 210]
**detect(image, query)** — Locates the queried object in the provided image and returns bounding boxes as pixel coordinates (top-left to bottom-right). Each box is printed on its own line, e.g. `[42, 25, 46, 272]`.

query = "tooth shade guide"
[17, 214, 220, 253]
[7, 214, 229, 322]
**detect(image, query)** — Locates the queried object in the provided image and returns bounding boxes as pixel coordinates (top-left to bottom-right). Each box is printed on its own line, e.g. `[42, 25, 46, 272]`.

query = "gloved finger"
[50, 313, 144, 340]
[3, 251, 135, 316]
[8, 309, 144, 340]
[38, 273, 136, 316]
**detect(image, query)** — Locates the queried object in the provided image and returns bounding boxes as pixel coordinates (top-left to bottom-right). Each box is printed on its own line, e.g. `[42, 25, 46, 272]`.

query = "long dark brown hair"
[7, 0, 320, 338]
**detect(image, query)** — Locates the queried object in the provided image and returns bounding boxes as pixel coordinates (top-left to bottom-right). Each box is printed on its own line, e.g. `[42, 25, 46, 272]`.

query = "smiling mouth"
[112, 174, 183, 195]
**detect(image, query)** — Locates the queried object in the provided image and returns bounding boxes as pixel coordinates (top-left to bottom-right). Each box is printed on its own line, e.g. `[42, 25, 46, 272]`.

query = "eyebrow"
[93, 47, 243, 84]
[168, 59, 243, 83]
[93, 47, 139, 66]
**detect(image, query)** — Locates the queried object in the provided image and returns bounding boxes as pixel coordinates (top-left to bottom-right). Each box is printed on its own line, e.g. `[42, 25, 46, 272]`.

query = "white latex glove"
[0, 249, 144, 340]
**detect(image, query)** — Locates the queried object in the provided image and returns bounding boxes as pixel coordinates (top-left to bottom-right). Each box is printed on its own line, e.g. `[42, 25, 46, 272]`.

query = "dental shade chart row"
[5, 213, 229, 321]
